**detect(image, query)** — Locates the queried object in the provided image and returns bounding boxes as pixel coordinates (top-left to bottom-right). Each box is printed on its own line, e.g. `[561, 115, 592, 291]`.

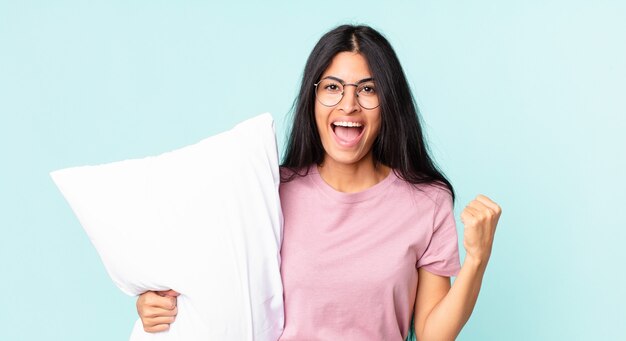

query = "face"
[315, 52, 382, 168]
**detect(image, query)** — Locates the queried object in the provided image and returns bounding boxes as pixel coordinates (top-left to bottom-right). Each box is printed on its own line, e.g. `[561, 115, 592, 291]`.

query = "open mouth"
[331, 121, 365, 147]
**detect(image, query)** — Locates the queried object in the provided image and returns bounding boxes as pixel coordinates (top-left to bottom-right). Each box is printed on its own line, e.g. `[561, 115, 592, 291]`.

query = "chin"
[323, 148, 373, 167]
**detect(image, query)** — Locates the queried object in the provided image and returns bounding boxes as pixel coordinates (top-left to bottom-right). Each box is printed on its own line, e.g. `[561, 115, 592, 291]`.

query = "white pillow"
[51, 113, 284, 341]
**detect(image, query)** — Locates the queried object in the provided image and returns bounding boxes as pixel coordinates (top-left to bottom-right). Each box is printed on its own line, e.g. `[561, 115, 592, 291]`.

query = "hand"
[136, 289, 180, 333]
[460, 194, 502, 265]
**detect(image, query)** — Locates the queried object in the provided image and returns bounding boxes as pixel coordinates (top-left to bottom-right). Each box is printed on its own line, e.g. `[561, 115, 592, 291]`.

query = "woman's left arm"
[414, 194, 502, 341]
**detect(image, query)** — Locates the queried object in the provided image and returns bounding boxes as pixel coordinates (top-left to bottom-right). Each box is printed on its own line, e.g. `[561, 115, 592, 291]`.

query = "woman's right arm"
[136, 290, 179, 332]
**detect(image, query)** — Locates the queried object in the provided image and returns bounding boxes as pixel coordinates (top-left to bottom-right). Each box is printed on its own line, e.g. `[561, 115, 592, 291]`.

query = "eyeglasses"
[314, 76, 380, 110]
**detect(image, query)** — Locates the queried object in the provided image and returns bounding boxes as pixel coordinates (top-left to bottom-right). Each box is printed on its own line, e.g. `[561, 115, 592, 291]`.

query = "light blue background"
[1, 1, 625, 340]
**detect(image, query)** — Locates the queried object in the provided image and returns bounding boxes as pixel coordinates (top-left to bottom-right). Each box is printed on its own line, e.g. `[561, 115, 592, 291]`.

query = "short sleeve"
[416, 188, 461, 277]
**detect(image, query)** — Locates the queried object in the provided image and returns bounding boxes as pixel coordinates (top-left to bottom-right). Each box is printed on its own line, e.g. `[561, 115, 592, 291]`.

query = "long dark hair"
[281, 24, 455, 201]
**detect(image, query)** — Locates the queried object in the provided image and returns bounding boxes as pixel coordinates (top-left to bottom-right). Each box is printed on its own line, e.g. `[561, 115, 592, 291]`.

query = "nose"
[337, 84, 360, 113]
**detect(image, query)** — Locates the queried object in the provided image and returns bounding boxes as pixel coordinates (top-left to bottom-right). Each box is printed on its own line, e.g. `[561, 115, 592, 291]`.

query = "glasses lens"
[316, 79, 343, 107]
[356, 81, 379, 109]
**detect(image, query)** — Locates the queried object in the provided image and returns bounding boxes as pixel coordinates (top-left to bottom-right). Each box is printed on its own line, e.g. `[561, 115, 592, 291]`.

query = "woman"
[137, 24, 501, 340]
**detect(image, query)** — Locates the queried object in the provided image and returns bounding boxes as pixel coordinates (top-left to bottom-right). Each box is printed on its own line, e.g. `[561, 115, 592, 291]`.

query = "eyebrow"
[323, 75, 374, 84]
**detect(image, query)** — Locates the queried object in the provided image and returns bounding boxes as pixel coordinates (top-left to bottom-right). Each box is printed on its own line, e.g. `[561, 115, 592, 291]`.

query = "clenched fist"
[460, 194, 502, 264]
[136, 289, 180, 333]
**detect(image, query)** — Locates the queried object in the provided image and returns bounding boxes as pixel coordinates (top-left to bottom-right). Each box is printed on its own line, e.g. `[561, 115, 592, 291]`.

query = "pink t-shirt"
[278, 166, 461, 340]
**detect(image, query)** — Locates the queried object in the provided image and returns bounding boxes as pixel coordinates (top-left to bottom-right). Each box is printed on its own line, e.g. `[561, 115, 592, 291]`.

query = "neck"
[317, 155, 390, 193]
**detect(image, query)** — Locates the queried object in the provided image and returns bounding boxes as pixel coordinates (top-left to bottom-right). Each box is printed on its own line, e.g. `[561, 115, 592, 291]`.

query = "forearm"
[419, 256, 487, 341]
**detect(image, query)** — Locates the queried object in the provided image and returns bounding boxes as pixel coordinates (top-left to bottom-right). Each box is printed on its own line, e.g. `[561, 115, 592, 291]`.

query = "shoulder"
[390, 171, 452, 208]
[279, 165, 317, 193]
[279, 166, 315, 182]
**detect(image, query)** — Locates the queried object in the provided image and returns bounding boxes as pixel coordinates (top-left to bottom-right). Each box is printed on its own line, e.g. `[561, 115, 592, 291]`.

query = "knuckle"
[146, 308, 159, 318]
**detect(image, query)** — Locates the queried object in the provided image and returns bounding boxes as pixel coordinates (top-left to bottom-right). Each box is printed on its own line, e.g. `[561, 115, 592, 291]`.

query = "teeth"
[333, 121, 363, 128]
